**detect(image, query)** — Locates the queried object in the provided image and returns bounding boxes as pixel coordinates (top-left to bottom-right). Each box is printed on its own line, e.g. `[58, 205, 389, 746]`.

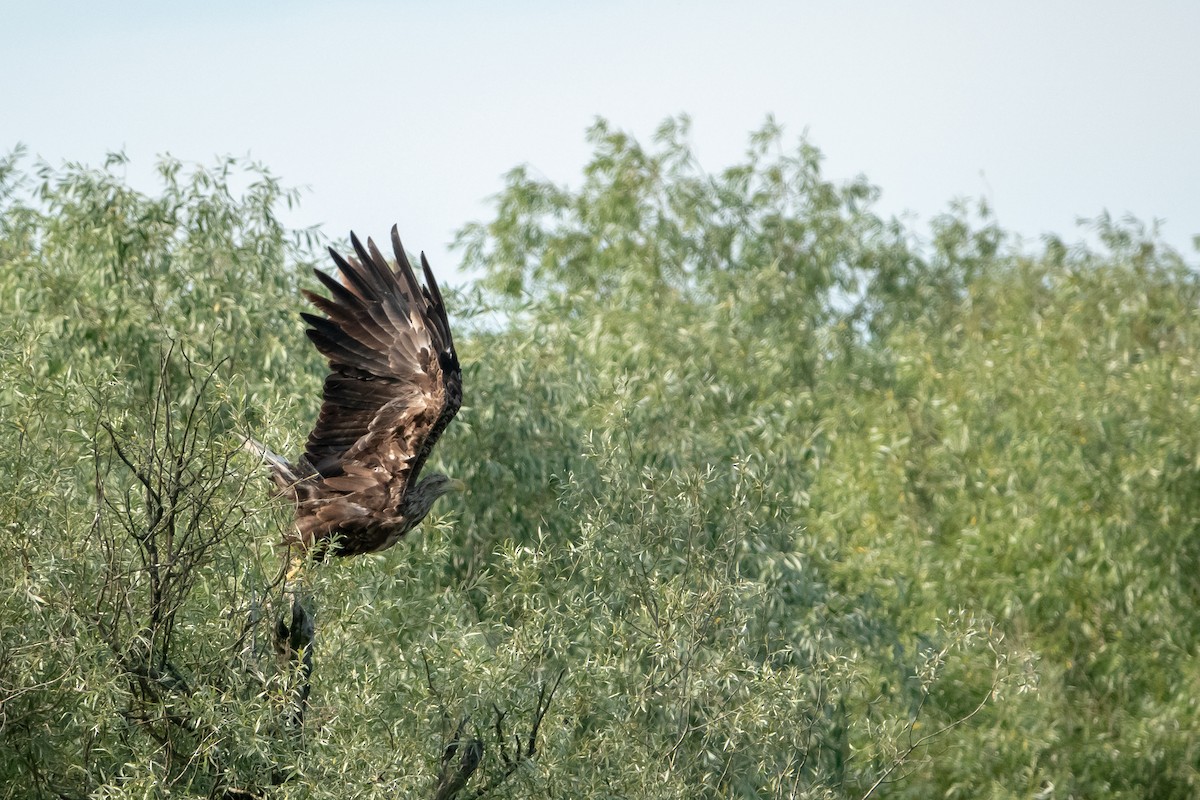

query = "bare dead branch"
[468, 670, 566, 799]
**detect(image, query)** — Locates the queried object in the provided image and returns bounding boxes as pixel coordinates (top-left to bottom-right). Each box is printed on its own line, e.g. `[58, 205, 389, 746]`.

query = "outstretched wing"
[300, 226, 462, 504]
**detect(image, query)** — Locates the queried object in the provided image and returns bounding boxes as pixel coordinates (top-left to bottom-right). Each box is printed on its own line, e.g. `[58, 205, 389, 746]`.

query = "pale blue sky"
[5, 1, 1199, 279]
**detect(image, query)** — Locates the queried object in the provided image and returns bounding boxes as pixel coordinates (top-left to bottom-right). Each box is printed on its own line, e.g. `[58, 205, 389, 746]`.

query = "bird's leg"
[284, 552, 306, 589]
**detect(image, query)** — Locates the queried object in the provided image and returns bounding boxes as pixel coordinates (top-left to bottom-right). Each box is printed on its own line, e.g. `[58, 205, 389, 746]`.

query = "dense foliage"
[1, 119, 1196, 798]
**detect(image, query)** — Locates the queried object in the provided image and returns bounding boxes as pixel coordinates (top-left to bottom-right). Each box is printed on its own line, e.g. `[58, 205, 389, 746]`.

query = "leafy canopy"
[1, 118, 1197, 799]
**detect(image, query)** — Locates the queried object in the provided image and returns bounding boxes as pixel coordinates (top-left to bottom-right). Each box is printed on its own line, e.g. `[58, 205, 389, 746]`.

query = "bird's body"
[245, 226, 463, 557]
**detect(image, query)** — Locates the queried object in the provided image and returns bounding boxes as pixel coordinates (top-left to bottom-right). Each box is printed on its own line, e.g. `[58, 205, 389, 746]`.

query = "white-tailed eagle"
[245, 226, 463, 556]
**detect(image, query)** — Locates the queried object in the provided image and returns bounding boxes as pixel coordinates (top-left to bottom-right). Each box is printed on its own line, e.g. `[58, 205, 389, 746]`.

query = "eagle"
[244, 226, 463, 557]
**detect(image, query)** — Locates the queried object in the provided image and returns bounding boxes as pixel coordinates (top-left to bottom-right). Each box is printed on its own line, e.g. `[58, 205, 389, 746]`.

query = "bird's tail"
[240, 435, 302, 488]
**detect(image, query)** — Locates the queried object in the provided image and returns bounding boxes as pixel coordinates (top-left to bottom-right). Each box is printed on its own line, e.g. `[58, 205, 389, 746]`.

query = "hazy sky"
[6, 1, 1199, 280]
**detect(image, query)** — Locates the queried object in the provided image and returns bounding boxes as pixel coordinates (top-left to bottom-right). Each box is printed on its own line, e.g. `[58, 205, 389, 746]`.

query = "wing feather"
[302, 314, 395, 374]
[355, 233, 402, 298]
[389, 228, 427, 306]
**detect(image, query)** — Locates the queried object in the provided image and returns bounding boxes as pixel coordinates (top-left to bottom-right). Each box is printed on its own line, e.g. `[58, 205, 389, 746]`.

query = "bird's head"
[404, 473, 466, 522]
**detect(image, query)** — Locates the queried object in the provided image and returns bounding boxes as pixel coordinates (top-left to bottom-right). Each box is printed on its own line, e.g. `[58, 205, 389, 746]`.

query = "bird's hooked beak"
[448, 478, 467, 494]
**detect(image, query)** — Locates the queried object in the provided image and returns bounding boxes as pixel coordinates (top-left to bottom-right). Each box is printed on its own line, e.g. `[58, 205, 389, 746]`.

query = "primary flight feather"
[245, 226, 463, 557]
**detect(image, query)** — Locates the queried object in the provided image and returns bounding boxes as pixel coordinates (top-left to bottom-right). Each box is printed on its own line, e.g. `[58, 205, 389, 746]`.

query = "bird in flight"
[244, 226, 463, 557]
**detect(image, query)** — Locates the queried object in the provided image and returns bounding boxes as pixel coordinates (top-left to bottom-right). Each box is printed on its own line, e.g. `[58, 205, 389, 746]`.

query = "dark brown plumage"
[244, 226, 463, 557]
